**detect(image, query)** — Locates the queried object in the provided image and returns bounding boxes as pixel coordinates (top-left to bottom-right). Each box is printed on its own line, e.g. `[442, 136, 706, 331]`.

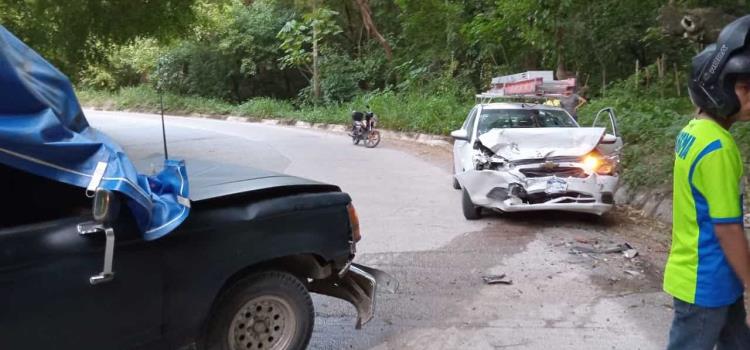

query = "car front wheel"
[203, 271, 314, 350]
[462, 188, 481, 220]
[452, 176, 461, 190]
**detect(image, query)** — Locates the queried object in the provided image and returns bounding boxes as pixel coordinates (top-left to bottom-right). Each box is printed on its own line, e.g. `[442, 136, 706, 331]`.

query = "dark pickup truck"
[0, 160, 395, 350]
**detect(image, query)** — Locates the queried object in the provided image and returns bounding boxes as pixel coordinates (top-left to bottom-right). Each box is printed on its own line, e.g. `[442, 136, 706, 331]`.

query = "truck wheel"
[452, 176, 461, 190]
[203, 271, 314, 350]
[462, 188, 481, 220]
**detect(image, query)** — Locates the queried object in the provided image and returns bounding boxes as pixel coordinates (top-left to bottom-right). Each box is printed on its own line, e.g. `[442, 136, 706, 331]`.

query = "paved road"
[86, 110, 672, 350]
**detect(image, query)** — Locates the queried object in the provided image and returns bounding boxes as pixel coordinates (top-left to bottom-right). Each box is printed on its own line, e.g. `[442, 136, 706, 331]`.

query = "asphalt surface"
[86, 109, 673, 350]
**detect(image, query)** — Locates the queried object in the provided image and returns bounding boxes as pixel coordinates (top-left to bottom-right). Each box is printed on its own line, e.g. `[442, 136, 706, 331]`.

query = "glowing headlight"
[582, 154, 601, 171]
[581, 152, 616, 175]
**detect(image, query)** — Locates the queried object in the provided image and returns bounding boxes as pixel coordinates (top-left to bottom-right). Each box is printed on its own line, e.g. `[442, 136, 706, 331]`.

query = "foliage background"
[3, 0, 750, 189]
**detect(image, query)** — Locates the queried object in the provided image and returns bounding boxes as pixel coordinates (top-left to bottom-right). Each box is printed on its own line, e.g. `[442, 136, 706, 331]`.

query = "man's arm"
[715, 223, 750, 288]
[575, 95, 588, 110]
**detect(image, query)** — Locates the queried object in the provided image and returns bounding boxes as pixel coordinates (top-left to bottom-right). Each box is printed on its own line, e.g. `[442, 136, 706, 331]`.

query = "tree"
[354, 0, 392, 61]
[0, 0, 197, 78]
[277, 7, 342, 102]
[150, 0, 299, 100]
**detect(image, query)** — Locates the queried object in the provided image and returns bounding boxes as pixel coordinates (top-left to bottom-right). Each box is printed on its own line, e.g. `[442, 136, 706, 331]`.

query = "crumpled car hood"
[478, 127, 606, 160]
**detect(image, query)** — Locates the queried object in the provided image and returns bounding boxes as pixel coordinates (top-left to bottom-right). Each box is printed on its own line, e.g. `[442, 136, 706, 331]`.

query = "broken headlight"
[473, 151, 508, 170]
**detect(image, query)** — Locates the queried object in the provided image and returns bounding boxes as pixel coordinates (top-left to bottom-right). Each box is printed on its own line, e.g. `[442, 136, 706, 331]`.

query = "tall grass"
[77, 86, 473, 135]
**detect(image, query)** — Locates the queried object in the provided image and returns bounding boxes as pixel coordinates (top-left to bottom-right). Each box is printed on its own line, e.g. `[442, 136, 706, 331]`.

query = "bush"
[154, 42, 236, 100]
[319, 52, 366, 103]
[78, 38, 163, 91]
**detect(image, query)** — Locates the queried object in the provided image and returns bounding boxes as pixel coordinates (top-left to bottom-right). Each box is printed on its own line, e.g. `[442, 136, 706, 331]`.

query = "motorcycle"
[350, 105, 381, 148]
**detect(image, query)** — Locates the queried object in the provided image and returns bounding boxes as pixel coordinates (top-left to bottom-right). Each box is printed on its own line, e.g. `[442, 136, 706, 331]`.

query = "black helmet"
[689, 15, 750, 118]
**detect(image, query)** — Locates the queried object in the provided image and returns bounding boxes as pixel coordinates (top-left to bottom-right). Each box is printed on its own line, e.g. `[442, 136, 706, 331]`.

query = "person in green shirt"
[664, 15, 750, 350]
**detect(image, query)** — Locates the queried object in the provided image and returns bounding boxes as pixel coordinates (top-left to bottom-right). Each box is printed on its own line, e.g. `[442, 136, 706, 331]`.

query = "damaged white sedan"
[451, 103, 622, 219]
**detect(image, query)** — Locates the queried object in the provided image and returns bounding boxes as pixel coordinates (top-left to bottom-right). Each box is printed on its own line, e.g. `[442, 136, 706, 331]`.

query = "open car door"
[592, 107, 623, 156]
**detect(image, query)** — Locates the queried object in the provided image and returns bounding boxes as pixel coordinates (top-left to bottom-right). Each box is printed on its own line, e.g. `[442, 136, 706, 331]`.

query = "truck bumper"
[309, 263, 398, 329]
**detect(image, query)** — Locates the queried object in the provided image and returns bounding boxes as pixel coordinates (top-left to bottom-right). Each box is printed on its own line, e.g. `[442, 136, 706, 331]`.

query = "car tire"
[202, 271, 314, 350]
[452, 176, 461, 190]
[462, 188, 481, 220]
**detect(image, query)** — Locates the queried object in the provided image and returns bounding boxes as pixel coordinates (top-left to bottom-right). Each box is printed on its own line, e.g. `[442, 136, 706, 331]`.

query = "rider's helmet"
[351, 111, 364, 121]
[688, 15, 750, 119]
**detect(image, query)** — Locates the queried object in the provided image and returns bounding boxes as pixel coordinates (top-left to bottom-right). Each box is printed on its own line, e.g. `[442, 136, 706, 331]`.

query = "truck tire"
[462, 188, 481, 220]
[203, 271, 314, 350]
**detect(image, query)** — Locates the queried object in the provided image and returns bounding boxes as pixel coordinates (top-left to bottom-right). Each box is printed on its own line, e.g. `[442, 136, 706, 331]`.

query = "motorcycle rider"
[365, 111, 375, 131]
[351, 110, 364, 136]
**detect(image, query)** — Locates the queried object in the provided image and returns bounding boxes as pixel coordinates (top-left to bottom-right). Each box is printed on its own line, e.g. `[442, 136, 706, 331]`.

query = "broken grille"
[526, 192, 594, 204]
[519, 166, 586, 178]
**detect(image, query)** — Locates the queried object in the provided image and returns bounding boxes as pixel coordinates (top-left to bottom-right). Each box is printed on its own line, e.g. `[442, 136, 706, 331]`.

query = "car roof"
[476, 102, 566, 112]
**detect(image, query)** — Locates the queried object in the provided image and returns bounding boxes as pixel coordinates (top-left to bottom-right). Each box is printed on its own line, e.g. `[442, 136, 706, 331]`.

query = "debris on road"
[623, 249, 639, 259]
[570, 242, 633, 255]
[575, 236, 596, 244]
[564, 237, 649, 280]
[483, 274, 513, 285]
[569, 245, 597, 254]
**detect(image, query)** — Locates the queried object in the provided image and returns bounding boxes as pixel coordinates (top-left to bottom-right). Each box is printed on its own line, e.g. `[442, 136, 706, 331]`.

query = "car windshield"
[476, 108, 578, 136]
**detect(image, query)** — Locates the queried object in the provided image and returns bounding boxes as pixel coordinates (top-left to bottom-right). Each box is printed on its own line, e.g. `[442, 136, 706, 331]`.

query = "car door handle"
[77, 222, 116, 285]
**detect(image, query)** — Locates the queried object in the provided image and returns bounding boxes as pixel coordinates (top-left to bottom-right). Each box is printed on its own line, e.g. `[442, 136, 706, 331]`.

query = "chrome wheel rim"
[228, 296, 296, 350]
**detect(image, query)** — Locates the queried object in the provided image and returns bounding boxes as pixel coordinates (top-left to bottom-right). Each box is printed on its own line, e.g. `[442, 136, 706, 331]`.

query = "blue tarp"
[0, 25, 189, 240]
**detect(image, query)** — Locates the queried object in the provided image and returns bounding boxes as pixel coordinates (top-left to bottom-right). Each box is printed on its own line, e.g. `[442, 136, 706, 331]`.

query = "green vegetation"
[78, 85, 471, 135]
[5, 0, 750, 190]
[579, 68, 694, 189]
[0, 0, 195, 76]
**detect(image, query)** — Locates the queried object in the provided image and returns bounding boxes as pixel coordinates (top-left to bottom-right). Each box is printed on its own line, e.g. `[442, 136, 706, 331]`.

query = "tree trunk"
[354, 0, 392, 61]
[343, 1, 359, 49]
[312, 25, 321, 101]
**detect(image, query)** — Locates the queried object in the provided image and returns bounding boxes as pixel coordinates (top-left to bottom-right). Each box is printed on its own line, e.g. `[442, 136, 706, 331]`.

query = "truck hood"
[477, 127, 606, 161]
[186, 159, 339, 202]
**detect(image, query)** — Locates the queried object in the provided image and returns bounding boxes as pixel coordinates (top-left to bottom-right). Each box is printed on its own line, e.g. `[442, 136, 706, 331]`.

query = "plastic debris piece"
[599, 244, 628, 254]
[570, 245, 597, 254]
[623, 249, 639, 259]
[482, 274, 513, 285]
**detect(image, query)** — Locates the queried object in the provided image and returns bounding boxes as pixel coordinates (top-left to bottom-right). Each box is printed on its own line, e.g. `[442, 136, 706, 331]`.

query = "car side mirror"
[601, 134, 617, 145]
[451, 129, 469, 141]
[93, 188, 120, 224]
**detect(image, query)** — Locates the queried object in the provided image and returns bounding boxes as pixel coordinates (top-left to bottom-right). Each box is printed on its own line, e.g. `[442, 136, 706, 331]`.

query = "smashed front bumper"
[457, 167, 619, 215]
[309, 263, 398, 329]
